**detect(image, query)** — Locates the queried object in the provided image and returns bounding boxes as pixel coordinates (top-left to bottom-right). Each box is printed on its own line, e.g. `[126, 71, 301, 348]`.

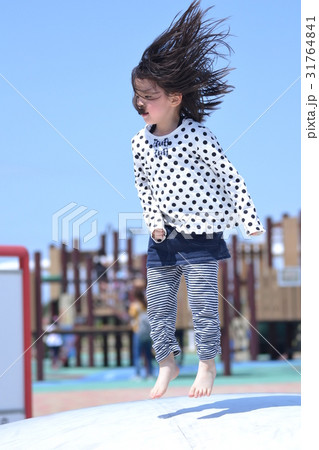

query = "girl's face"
[134, 78, 182, 130]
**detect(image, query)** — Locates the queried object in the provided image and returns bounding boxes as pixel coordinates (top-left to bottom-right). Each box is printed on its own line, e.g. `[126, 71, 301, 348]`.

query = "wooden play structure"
[30, 213, 300, 379]
[171, 213, 300, 374]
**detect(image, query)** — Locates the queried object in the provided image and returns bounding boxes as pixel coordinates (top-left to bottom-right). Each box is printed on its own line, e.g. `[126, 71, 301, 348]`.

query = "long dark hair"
[132, 1, 234, 123]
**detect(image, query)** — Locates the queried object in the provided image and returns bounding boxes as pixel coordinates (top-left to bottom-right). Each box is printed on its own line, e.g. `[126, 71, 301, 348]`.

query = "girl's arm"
[132, 150, 166, 241]
[196, 126, 265, 237]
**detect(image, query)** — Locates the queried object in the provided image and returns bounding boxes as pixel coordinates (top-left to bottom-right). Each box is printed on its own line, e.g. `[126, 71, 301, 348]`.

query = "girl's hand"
[152, 228, 166, 242]
[250, 231, 263, 236]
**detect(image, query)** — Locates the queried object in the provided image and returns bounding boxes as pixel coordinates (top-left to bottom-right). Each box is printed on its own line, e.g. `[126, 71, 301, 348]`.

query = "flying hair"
[132, 0, 234, 123]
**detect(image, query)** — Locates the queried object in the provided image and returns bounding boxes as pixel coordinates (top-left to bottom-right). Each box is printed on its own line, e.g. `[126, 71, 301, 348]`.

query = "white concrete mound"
[0, 393, 301, 450]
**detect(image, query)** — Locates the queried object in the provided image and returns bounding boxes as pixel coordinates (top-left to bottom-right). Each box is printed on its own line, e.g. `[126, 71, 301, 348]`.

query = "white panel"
[0, 271, 25, 419]
[277, 267, 301, 287]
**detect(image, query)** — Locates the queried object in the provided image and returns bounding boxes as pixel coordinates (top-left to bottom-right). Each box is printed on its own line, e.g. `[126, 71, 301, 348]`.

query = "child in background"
[129, 290, 153, 378]
[44, 316, 63, 369]
[131, 1, 265, 399]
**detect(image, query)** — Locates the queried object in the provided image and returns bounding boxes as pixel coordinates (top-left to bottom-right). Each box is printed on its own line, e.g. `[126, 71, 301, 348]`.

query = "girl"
[131, 1, 265, 399]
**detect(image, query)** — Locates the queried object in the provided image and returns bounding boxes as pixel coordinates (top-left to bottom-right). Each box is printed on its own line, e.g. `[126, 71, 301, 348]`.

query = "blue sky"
[0, 0, 300, 261]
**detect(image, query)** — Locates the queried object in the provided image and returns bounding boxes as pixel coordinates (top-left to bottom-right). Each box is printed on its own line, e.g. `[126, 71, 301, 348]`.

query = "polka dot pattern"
[132, 118, 265, 236]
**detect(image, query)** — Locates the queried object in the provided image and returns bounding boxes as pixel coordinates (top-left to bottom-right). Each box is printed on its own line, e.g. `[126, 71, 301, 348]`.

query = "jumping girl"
[131, 1, 265, 399]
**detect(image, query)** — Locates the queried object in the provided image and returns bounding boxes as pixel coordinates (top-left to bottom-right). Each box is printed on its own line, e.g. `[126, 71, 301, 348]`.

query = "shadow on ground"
[159, 395, 301, 420]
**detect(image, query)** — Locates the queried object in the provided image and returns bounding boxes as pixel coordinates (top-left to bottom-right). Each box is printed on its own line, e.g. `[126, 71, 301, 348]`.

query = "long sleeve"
[196, 126, 265, 236]
[131, 120, 265, 237]
[132, 147, 166, 236]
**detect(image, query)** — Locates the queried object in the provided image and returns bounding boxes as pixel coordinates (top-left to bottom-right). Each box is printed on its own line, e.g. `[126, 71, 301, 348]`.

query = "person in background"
[129, 290, 154, 378]
[44, 316, 63, 369]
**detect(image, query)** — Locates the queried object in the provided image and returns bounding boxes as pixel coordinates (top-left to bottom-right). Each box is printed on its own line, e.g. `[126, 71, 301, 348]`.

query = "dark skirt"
[146, 225, 231, 268]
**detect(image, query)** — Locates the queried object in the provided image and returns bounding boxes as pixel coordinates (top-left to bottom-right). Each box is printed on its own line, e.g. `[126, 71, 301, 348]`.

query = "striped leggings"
[146, 261, 221, 362]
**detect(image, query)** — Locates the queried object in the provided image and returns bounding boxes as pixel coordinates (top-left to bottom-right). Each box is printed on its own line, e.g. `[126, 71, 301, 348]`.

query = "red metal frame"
[0, 246, 32, 419]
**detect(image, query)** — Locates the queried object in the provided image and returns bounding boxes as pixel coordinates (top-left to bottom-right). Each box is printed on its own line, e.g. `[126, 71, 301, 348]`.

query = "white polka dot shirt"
[132, 118, 265, 237]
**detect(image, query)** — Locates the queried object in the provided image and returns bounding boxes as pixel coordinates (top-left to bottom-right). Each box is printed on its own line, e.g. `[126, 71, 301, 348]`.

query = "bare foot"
[188, 359, 216, 398]
[150, 353, 179, 399]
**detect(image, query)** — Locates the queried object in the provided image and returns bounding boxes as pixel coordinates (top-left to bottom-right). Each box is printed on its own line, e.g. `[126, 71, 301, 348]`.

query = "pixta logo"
[52, 203, 98, 249]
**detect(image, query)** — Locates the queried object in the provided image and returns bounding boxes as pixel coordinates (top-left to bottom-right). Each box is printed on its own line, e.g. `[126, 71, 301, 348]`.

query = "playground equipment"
[32, 234, 135, 381]
[176, 213, 301, 372]
[30, 213, 300, 380]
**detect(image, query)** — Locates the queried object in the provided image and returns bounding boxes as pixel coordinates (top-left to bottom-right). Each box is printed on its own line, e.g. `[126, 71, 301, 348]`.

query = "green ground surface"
[32, 352, 301, 393]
